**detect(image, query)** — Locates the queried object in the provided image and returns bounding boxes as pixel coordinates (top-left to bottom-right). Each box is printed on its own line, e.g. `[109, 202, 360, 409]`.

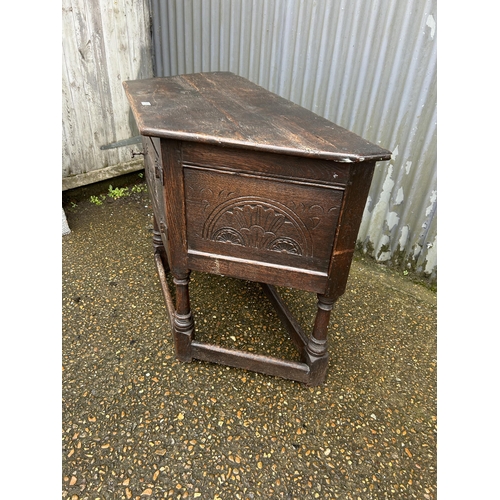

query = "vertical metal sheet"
[150, 0, 437, 282]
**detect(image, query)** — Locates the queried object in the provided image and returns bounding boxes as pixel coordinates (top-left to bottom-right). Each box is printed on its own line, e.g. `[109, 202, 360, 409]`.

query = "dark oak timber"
[124, 72, 391, 386]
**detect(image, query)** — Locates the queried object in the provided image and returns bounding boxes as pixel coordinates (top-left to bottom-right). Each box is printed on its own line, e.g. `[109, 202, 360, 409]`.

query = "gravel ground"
[62, 175, 437, 500]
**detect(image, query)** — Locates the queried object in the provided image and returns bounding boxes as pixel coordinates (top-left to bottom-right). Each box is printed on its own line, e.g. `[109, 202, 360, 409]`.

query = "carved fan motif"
[268, 237, 302, 255]
[203, 198, 311, 256]
[212, 228, 244, 246]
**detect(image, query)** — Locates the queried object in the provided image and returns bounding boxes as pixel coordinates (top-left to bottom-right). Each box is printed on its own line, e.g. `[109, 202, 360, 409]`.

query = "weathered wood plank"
[123, 72, 392, 162]
[62, 0, 153, 187]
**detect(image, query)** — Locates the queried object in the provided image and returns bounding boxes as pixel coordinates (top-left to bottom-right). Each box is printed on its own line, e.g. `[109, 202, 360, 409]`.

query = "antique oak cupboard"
[123, 72, 391, 386]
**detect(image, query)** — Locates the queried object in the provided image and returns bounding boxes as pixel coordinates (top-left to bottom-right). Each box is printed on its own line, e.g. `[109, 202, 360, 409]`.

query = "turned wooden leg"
[304, 295, 335, 386]
[172, 272, 195, 362]
[152, 216, 169, 271]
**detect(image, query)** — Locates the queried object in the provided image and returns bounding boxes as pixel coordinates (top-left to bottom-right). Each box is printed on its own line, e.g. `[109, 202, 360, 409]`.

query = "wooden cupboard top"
[123, 72, 391, 163]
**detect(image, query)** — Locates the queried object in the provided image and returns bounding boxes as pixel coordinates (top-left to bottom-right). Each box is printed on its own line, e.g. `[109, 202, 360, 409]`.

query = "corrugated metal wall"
[150, 0, 437, 282]
[62, 0, 154, 190]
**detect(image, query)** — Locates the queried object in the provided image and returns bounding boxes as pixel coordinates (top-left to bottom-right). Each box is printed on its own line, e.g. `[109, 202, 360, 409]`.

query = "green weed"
[108, 185, 129, 199]
[90, 195, 105, 206]
[131, 184, 147, 194]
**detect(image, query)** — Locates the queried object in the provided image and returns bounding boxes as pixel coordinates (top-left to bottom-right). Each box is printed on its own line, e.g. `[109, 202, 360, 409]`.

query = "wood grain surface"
[123, 72, 391, 163]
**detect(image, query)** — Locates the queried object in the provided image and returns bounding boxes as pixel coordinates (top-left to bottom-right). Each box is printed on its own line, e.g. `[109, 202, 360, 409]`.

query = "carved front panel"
[184, 165, 344, 274]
